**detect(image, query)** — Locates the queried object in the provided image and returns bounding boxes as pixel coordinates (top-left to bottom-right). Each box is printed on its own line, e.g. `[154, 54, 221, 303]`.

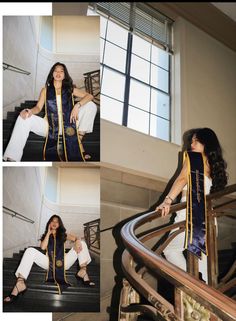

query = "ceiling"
[212, 2, 236, 22]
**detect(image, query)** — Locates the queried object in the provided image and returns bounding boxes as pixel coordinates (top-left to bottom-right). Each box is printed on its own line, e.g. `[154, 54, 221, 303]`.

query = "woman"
[156, 128, 228, 283]
[3, 62, 97, 162]
[4, 215, 95, 304]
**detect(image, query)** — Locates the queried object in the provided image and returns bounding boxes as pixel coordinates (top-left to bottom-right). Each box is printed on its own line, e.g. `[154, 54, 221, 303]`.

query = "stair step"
[3, 296, 100, 312]
[3, 130, 100, 143]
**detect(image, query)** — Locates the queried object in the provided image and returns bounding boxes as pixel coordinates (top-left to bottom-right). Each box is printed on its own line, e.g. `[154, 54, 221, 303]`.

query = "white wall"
[38, 167, 100, 242]
[34, 46, 99, 98]
[59, 168, 100, 206]
[3, 167, 45, 257]
[53, 16, 100, 55]
[101, 17, 236, 185]
[58, 167, 100, 239]
[176, 17, 236, 185]
[3, 16, 40, 117]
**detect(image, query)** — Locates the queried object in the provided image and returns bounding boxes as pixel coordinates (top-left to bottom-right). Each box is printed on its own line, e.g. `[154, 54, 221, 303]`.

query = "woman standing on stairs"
[4, 214, 95, 304]
[156, 127, 228, 283]
[3, 62, 97, 162]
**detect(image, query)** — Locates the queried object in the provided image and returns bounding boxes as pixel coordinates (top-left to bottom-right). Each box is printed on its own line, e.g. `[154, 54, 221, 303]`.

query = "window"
[90, 3, 173, 142]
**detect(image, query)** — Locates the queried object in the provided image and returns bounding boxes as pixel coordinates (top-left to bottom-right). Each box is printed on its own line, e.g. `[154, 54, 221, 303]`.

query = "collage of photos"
[1, 2, 236, 321]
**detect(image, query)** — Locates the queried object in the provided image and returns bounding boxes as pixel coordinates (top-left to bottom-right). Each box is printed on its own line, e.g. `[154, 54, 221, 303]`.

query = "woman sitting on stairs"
[3, 62, 97, 162]
[4, 214, 95, 304]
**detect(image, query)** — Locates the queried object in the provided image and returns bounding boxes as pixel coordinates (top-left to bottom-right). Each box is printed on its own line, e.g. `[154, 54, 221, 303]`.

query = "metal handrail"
[84, 218, 100, 254]
[120, 183, 236, 321]
[3, 206, 35, 224]
[3, 62, 31, 75]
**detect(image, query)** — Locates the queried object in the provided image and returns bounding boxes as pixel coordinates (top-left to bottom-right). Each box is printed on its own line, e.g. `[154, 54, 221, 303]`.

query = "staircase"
[3, 247, 100, 312]
[218, 241, 236, 298]
[3, 101, 100, 161]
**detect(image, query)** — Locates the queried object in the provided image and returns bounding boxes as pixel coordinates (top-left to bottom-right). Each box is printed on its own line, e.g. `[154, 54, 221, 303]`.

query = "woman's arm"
[156, 160, 188, 216]
[70, 88, 94, 123]
[40, 225, 52, 250]
[73, 87, 94, 106]
[20, 88, 46, 119]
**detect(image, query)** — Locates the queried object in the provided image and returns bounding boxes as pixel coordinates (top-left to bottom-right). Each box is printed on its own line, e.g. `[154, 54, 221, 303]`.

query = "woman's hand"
[47, 224, 52, 235]
[20, 109, 33, 119]
[74, 239, 82, 253]
[155, 198, 172, 217]
[70, 105, 80, 123]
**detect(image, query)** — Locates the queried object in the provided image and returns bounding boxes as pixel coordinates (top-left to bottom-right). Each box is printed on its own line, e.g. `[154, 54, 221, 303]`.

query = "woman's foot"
[3, 157, 16, 162]
[79, 134, 92, 161]
[76, 269, 95, 287]
[4, 277, 27, 303]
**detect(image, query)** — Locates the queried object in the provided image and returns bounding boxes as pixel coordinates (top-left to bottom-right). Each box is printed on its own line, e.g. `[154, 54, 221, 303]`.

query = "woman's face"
[50, 217, 60, 230]
[191, 135, 205, 153]
[53, 65, 65, 81]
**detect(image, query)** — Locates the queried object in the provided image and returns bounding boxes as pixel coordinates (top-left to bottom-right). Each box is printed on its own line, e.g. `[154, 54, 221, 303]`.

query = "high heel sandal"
[4, 277, 27, 304]
[75, 272, 95, 287]
[79, 134, 92, 161]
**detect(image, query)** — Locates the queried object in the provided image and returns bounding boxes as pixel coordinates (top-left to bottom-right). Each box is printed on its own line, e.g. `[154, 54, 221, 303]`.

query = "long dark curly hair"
[45, 62, 74, 96]
[41, 215, 67, 243]
[188, 128, 228, 193]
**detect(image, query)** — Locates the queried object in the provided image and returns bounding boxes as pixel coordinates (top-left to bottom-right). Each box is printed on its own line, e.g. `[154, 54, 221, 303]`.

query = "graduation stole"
[43, 85, 85, 162]
[46, 234, 70, 294]
[184, 151, 208, 259]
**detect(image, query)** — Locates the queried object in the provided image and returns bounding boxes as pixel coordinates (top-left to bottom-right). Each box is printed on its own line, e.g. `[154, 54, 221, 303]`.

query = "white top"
[56, 94, 63, 135]
[174, 175, 212, 223]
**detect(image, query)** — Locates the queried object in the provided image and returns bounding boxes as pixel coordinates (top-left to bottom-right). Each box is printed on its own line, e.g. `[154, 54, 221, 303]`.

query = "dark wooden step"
[3, 296, 100, 312]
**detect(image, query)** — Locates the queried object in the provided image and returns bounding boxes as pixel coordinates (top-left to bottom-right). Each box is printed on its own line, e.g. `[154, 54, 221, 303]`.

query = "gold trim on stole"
[43, 87, 49, 160]
[72, 94, 86, 162]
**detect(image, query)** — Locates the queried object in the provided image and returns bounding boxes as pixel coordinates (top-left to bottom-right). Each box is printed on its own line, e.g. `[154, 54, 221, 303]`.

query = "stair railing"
[83, 69, 100, 106]
[3, 206, 35, 224]
[120, 183, 236, 321]
[3, 62, 31, 75]
[84, 218, 100, 254]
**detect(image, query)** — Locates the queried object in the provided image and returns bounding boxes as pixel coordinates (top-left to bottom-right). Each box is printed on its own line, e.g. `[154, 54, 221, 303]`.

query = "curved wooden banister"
[120, 183, 236, 321]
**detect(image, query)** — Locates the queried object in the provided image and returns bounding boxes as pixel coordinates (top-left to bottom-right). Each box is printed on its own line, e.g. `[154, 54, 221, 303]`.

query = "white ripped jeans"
[15, 240, 91, 280]
[3, 101, 97, 161]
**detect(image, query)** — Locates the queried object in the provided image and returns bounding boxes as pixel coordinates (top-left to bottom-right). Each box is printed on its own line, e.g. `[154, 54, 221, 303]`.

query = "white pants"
[3, 101, 97, 161]
[15, 241, 92, 280]
[163, 209, 208, 283]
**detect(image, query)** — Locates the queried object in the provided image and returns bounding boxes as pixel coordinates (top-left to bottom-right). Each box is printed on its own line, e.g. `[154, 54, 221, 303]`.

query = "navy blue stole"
[43, 85, 85, 161]
[184, 151, 208, 259]
[46, 234, 70, 294]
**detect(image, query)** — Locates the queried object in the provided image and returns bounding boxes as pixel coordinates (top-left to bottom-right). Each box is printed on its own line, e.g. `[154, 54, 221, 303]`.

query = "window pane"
[100, 16, 107, 39]
[150, 115, 169, 141]
[151, 45, 169, 70]
[132, 34, 151, 60]
[106, 20, 128, 49]
[101, 94, 123, 125]
[100, 38, 105, 63]
[130, 54, 150, 84]
[104, 41, 127, 72]
[101, 67, 125, 101]
[151, 88, 170, 119]
[150, 64, 169, 93]
[128, 106, 149, 134]
[129, 79, 150, 112]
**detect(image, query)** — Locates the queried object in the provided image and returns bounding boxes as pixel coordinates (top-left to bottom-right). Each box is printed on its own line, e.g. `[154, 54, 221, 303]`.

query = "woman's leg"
[199, 253, 208, 283]
[3, 115, 48, 161]
[78, 101, 97, 134]
[163, 232, 187, 271]
[65, 241, 94, 286]
[15, 247, 49, 279]
[4, 247, 48, 302]
[65, 241, 92, 270]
